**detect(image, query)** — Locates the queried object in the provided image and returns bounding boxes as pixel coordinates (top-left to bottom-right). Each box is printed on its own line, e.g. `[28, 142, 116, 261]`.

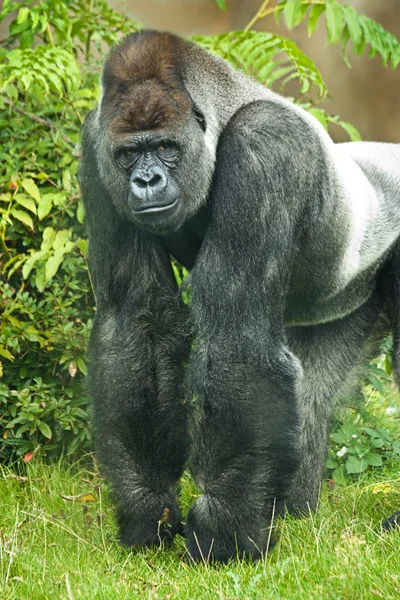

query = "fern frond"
[193, 31, 327, 99]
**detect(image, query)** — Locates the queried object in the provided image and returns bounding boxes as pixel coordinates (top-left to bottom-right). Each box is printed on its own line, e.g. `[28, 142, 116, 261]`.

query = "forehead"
[100, 33, 192, 137]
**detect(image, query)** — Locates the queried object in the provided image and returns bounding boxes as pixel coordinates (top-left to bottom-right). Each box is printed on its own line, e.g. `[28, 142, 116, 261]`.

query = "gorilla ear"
[194, 107, 206, 132]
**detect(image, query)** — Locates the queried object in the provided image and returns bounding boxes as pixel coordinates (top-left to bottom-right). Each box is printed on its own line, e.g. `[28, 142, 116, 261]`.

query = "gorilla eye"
[194, 108, 206, 132]
[116, 147, 138, 169]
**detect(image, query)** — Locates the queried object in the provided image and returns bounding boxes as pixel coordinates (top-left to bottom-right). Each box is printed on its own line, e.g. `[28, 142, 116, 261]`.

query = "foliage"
[0, 0, 139, 461]
[248, 0, 400, 69]
[0, 0, 399, 463]
[328, 342, 400, 481]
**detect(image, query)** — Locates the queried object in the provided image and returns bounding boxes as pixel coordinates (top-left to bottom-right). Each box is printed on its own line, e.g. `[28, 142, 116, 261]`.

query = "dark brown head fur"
[100, 31, 192, 136]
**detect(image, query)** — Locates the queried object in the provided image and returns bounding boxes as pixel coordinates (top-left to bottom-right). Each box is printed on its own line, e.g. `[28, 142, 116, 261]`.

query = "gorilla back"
[79, 30, 400, 562]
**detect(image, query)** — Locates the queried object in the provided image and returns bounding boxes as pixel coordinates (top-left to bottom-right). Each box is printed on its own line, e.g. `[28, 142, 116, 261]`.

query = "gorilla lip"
[131, 198, 179, 214]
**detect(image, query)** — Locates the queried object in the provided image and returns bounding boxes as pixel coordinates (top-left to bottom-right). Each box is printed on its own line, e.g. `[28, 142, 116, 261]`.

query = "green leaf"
[308, 5, 325, 37]
[76, 200, 85, 224]
[346, 455, 367, 474]
[17, 7, 30, 24]
[215, 0, 226, 10]
[284, 0, 303, 30]
[38, 421, 52, 439]
[368, 374, 383, 392]
[307, 107, 328, 130]
[21, 178, 40, 202]
[76, 239, 88, 257]
[364, 452, 382, 467]
[45, 247, 66, 281]
[10, 208, 34, 229]
[331, 432, 347, 444]
[0, 345, 14, 360]
[35, 267, 46, 292]
[15, 193, 37, 214]
[326, 458, 338, 469]
[62, 169, 72, 192]
[53, 229, 71, 250]
[341, 4, 362, 46]
[77, 357, 88, 376]
[41, 227, 56, 252]
[22, 250, 49, 279]
[37, 194, 53, 220]
[325, 0, 344, 44]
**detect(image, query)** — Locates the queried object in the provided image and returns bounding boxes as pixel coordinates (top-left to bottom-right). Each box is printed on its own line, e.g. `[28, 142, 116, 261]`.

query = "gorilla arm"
[184, 99, 327, 561]
[79, 113, 190, 547]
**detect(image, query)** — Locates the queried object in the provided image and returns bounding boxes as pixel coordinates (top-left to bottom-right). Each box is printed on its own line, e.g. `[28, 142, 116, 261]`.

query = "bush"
[0, 0, 399, 464]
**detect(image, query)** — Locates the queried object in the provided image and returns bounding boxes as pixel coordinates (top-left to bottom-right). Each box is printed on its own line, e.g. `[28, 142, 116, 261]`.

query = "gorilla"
[79, 30, 400, 562]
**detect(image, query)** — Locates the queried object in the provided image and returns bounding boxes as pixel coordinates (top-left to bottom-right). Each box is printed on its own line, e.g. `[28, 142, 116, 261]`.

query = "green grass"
[1, 457, 399, 600]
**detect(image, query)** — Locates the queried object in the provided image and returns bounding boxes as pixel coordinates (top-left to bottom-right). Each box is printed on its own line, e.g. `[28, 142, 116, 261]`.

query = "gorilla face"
[105, 110, 213, 234]
[96, 36, 216, 235]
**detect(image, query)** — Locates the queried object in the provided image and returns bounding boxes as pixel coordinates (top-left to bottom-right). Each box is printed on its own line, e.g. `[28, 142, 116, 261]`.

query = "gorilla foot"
[382, 511, 400, 531]
[185, 495, 273, 563]
[117, 491, 184, 548]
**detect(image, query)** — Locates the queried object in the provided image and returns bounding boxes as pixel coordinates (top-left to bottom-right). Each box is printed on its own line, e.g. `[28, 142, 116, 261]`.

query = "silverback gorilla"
[79, 30, 400, 562]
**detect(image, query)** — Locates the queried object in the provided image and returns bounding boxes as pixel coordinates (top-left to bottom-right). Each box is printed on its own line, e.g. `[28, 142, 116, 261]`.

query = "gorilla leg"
[285, 294, 386, 514]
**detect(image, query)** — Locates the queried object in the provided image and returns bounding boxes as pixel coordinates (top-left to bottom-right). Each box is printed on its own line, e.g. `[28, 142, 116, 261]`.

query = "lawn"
[1, 455, 399, 600]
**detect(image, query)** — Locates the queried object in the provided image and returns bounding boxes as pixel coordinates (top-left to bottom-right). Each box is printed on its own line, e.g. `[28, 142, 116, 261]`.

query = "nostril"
[133, 177, 147, 189]
[149, 174, 162, 188]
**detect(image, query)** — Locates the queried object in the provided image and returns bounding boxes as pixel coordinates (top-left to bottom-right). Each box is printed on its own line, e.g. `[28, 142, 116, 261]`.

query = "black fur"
[79, 31, 400, 562]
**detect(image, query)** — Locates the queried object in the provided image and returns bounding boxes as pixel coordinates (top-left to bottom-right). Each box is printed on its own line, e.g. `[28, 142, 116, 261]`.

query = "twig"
[3, 97, 76, 148]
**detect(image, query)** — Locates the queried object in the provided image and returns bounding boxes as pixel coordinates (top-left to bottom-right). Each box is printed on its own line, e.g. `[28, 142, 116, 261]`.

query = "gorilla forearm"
[90, 297, 189, 546]
[186, 340, 301, 560]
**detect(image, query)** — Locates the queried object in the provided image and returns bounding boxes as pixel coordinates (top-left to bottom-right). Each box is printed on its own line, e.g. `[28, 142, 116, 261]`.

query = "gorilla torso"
[162, 139, 400, 326]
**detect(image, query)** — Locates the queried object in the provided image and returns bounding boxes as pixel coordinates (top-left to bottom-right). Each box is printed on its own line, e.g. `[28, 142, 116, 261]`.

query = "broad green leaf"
[62, 169, 72, 192]
[38, 421, 52, 439]
[17, 7, 30, 24]
[41, 226, 56, 252]
[53, 229, 71, 250]
[45, 247, 66, 281]
[35, 266, 46, 292]
[21, 178, 40, 202]
[10, 208, 34, 229]
[0, 345, 14, 360]
[76, 200, 85, 224]
[77, 357, 88, 376]
[22, 250, 49, 279]
[345, 455, 367, 474]
[76, 239, 88, 257]
[215, 0, 226, 10]
[364, 452, 382, 467]
[325, 0, 344, 44]
[15, 193, 36, 214]
[37, 194, 53, 220]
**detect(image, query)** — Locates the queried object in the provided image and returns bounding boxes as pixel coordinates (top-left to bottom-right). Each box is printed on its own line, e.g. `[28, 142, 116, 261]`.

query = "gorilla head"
[96, 32, 215, 234]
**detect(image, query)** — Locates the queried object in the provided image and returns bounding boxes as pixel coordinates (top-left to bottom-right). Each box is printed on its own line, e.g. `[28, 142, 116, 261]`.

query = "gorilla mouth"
[132, 198, 179, 214]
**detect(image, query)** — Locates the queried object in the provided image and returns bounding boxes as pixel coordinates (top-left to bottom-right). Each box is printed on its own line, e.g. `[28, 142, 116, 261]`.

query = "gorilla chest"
[160, 205, 210, 270]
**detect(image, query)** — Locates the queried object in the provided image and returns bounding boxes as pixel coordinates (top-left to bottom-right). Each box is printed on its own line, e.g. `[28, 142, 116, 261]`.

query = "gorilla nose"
[130, 166, 167, 198]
